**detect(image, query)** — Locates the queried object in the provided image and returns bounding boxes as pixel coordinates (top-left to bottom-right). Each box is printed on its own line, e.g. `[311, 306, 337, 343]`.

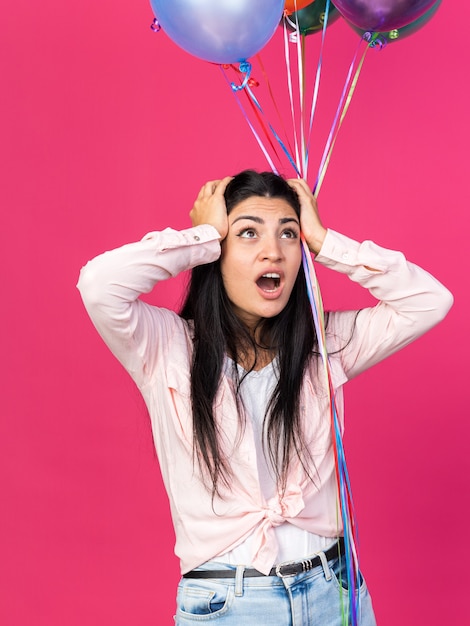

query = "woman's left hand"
[287, 178, 327, 255]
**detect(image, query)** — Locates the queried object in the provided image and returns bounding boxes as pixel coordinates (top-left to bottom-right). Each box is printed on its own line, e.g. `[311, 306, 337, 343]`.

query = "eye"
[237, 228, 258, 239]
[280, 228, 298, 239]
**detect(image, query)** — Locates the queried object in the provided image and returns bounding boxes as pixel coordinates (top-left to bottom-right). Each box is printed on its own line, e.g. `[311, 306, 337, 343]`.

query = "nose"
[259, 235, 283, 262]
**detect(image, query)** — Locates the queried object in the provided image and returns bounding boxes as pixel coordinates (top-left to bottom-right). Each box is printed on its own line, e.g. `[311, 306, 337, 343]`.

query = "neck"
[231, 340, 275, 372]
[227, 315, 277, 371]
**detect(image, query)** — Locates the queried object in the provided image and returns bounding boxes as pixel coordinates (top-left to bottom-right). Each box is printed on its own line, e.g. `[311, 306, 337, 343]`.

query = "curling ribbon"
[305, 0, 331, 180]
[218, 22, 372, 625]
[244, 83, 301, 176]
[301, 236, 361, 626]
[255, 53, 298, 171]
[314, 33, 376, 197]
[150, 18, 161, 32]
[282, 16, 302, 175]
[224, 61, 301, 176]
[220, 66, 279, 174]
[223, 64, 285, 171]
[230, 61, 252, 92]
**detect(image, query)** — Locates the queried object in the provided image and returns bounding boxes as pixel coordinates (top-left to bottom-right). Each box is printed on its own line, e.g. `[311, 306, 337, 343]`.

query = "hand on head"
[190, 177, 233, 240]
[287, 178, 327, 255]
[190, 174, 327, 254]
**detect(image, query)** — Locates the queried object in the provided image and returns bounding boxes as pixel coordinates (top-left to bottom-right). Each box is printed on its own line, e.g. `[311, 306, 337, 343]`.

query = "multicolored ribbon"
[314, 33, 375, 196]
[301, 236, 360, 626]
[219, 17, 378, 626]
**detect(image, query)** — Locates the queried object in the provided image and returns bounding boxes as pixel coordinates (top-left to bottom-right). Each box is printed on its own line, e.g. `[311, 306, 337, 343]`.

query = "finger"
[287, 179, 307, 200]
[196, 182, 214, 200]
[201, 180, 221, 197]
[288, 179, 318, 208]
[287, 178, 311, 195]
[212, 175, 233, 196]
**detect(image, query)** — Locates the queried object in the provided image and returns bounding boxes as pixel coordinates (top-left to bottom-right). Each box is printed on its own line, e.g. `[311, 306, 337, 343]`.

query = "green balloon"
[349, 0, 442, 45]
[285, 0, 340, 37]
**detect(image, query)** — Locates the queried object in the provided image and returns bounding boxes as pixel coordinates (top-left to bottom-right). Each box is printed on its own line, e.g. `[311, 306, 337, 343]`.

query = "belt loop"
[235, 565, 245, 597]
[318, 550, 332, 581]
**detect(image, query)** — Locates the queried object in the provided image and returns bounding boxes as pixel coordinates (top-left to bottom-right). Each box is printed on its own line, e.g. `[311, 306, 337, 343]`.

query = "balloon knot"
[150, 18, 161, 32]
[231, 61, 252, 92]
[363, 31, 387, 50]
[285, 14, 297, 33]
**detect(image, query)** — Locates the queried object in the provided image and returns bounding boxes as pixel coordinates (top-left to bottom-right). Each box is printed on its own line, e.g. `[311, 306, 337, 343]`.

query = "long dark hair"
[180, 170, 321, 495]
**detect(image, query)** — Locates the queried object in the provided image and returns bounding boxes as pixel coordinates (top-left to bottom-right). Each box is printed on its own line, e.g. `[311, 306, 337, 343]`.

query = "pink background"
[1, 1, 468, 624]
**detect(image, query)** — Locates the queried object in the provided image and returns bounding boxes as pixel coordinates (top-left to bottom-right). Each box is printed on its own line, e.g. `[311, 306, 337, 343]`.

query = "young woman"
[78, 171, 452, 625]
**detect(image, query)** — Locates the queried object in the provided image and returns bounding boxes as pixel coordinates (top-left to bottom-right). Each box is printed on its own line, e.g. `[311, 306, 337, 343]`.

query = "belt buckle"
[275, 563, 290, 578]
[275, 557, 314, 578]
[275, 559, 298, 578]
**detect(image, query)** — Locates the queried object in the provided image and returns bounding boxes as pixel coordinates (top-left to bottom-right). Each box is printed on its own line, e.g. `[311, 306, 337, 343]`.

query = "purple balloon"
[332, 0, 439, 31]
[150, 0, 285, 64]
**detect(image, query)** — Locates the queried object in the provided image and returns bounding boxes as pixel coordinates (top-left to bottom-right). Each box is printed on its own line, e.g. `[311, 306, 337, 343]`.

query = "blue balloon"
[150, 0, 286, 64]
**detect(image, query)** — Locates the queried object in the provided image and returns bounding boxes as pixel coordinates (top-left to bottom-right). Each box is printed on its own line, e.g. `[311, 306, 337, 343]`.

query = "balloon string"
[305, 0, 331, 180]
[223, 63, 288, 170]
[220, 27, 371, 624]
[230, 61, 252, 92]
[282, 17, 302, 174]
[255, 53, 298, 168]
[281, 13, 309, 178]
[219, 66, 279, 174]
[301, 237, 361, 626]
[242, 90, 286, 165]
[245, 92, 282, 164]
[301, 36, 308, 177]
[314, 35, 372, 197]
[223, 61, 301, 176]
[244, 83, 301, 176]
[294, 22, 306, 177]
[233, 68, 287, 166]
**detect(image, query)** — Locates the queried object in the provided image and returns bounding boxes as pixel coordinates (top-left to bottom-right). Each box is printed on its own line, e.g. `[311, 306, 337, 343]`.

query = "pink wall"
[1, 2, 468, 624]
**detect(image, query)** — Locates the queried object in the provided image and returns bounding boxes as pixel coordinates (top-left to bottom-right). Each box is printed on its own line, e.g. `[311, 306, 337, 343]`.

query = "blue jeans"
[175, 552, 377, 625]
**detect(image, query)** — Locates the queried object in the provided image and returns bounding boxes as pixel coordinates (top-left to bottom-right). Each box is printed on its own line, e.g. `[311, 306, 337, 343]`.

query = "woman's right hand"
[189, 176, 233, 240]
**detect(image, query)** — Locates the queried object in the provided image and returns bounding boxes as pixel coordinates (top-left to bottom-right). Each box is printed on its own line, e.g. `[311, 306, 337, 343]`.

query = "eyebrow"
[231, 215, 300, 226]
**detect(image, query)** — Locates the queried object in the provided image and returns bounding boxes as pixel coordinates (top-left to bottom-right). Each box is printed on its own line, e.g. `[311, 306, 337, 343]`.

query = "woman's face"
[220, 195, 302, 330]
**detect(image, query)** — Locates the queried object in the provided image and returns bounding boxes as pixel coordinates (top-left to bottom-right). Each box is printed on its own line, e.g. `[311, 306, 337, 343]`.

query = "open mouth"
[256, 273, 281, 292]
